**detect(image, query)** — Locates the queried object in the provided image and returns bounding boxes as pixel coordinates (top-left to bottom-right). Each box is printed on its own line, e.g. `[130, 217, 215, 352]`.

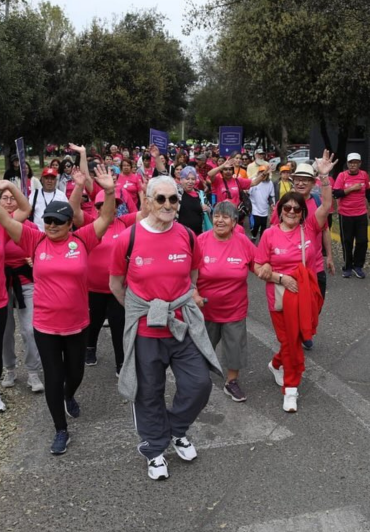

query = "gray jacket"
[118, 286, 223, 401]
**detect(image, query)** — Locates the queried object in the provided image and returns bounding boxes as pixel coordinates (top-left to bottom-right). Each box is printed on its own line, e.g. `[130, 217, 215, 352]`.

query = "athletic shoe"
[283, 387, 298, 413]
[0, 396, 6, 412]
[50, 430, 70, 455]
[171, 436, 197, 461]
[352, 267, 366, 279]
[268, 361, 284, 386]
[1, 370, 16, 388]
[223, 379, 247, 402]
[342, 269, 352, 278]
[64, 397, 80, 418]
[147, 454, 169, 480]
[302, 339, 313, 350]
[27, 373, 44, 393]
[85, 347, 97, 366]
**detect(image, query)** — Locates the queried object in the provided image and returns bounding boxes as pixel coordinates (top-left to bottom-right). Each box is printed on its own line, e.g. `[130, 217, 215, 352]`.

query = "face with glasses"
[63, 163, 73, 175]
[292, 175, 314, 198]
[0, 191, 17, 214]
[146, 183, 179, 225]
[44, 217, 72, 241]
[280, 200, 303, 228]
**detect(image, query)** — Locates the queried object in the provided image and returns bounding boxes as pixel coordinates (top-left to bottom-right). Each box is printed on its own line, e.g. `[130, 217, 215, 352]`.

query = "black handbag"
[235, 179, 252, 218]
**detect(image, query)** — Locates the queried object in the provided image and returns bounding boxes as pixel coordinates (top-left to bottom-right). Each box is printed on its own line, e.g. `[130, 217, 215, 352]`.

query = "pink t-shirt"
[333, 170, 370, 216]
[18, 224, 100, 334]
[197, 230, 255, 322]
[212, 175, 251, 205]
[270, 197, 326, 273]
[116, 174, 143, 205]
[110, 222, 202, 338]
[5, 220, 38, 286]
[255, 216, 322, 311]
[0, 226, 9, 308]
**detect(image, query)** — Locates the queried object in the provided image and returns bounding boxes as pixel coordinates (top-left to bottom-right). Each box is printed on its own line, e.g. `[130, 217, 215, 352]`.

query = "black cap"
[10, 154, 19, 162]
[42, 201, 73, 222]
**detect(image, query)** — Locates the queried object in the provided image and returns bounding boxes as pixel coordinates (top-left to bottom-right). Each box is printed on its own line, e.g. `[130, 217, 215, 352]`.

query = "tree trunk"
[280, 123, 288, 163]
[3, 143, 11, 172]
[334, 122, 349, 179]
[319, 114, 333, 153]
[38, 147, 45, 169]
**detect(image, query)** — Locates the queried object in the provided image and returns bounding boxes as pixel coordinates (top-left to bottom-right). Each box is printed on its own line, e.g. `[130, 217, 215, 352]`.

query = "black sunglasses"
[282, 205, 302, 214]
[151, 194, 179, 205]
[44, 217, 69, 225]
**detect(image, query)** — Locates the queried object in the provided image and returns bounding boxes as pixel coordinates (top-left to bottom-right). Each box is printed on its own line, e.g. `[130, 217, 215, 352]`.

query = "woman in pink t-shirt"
[254, 151, 337, 414]
[0, 181, 32, 412]
[109, 175, 222, 481]
[194, 202, 255, 402]
[117, 158, 144, 208]
[0, 167, 115, 454]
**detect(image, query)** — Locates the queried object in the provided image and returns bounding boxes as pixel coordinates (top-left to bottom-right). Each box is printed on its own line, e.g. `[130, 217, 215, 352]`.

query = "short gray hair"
[146, 176, 177, 198]
[213, 201, 239, 222]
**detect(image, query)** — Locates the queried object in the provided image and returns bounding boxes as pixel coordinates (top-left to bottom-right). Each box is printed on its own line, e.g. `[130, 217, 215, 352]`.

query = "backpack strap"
[222, 178, 232, 199]
[310, 193, 321, 207]
[183, 225, 194, 252]
[29, 189, 39, 222]
[126, 223, 136, 263]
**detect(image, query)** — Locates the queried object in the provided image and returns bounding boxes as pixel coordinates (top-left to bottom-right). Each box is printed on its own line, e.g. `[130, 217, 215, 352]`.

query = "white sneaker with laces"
[27, 373, 44, 393]
[283, 387, 298, 413]
[147, 454, 169, 480]
[0, 396, 6, 412]
[171, 436, 197, 461]
[268, 362, 284, 387]
[2, 370, 16, 388]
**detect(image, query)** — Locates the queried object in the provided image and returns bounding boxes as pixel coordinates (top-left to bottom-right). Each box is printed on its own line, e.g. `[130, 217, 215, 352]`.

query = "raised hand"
[94, 164, 115, 191]
[68, 143, 86, 154]
[71, 168, 86, 188]
[149, 144, 160, 158]
[315, 149, 338, 177]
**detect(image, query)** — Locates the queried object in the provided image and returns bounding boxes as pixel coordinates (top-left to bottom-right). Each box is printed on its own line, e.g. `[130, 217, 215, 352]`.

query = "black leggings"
[251, 215, 268, 239]
[34, 328, 88, 431]
[0, 305, 8, 378]
[88, 292, 125, 368]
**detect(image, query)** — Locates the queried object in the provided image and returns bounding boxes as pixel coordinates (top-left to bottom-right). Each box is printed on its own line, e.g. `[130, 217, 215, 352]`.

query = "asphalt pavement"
[1, 242, 370, 532]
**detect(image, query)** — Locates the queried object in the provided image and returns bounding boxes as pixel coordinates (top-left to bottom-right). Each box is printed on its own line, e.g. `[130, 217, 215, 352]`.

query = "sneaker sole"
[50, 437, 71, 455]
[148, 471, 169, 480]
[1, 381, 16, 388]
[171, 442, 197, 461]
[283, 407, 297, 413]
[352, 270, 365, 279]
[268, 363, 283, 386]
[27, 383, 44, 393]
[85, 361, 98, 366]
[223, 387, 247, 402]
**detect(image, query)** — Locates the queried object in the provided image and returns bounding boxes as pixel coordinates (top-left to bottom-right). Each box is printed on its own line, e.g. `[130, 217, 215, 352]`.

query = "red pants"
[270, 311, 305, 393]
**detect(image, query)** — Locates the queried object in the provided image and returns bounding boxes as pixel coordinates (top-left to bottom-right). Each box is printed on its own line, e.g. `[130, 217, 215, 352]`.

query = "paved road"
[1, 249, 370, 532]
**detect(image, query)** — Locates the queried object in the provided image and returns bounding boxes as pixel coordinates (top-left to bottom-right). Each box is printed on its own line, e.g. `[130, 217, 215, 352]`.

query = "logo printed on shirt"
[113, 234, 120, 239]
[39, 252, 53, 261]
[135, 256, 144, 266]
[168, 253, 187, 263]
[68, 241, 78, 250]
[204, 256, 217, 264]
[227, 257, 242, 263]
[274, 248, 288, 255]
[298, 240, 312, 250]
[65, 250, 81, 259]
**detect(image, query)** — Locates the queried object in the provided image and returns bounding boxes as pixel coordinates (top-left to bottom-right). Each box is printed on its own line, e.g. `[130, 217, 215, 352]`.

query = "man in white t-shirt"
[29, 168, 68, 231]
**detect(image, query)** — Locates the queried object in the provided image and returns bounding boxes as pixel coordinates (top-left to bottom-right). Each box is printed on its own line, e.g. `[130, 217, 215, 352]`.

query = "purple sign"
[219, 126, 243, 157]
[15, 137, 28, 197]
[149, 128, 169, 155]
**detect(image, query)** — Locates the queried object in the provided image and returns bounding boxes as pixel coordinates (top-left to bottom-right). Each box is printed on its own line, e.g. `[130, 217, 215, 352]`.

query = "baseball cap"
[94, 189, 123, 206]
[195, 154, 206, 161]
[280, 165, 291, 172]
[255, 148, 266, 155]
[347, 153, 361, 162]
[41, 167, 58, 178]
[10, 154, 19, 162]
[42, 201, 73, 221]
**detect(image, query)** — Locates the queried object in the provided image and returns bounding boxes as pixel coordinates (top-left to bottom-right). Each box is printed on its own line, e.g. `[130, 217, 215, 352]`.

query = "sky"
[29, 0, 206, 54]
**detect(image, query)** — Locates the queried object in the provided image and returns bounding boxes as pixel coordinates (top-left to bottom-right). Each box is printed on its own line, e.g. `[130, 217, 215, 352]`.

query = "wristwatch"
[278, 274, 283, 285]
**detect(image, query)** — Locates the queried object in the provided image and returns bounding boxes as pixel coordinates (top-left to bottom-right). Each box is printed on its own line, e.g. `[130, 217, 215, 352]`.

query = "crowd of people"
[0, 141, 368, 481]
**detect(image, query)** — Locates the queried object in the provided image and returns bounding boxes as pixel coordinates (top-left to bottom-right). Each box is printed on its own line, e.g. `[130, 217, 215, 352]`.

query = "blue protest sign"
[219, 126, 243, 157]
[149, 129, 169, 155]
[15, 137, 28, 197]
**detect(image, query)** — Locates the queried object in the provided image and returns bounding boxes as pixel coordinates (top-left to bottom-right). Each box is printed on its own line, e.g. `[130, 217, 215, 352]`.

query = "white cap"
[347, 152, 361, 162]
[141, 146, 146, 150]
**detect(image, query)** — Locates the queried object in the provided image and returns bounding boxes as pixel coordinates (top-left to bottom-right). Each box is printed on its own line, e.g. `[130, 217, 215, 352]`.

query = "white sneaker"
[27, 373, 44, 393]
[268, 362, 284, 387]
[283, 387, 298, 413]
[171, 436, 197, 461]
[147, 454, 169, 480]
[2, 370, 16, 388]
[0, 396, 6, 412]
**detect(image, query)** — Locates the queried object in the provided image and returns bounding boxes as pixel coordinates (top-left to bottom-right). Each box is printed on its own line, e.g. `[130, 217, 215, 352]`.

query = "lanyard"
[41, 189, 56, 207]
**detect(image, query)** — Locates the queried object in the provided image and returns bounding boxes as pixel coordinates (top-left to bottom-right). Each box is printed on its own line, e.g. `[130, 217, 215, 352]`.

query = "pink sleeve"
[191, 234, 202, 270]
[123, 190, 138, 212]
[333, 173, 344, 190]
[110, 229, 131, 277]
[89, 181, 103, 201]
[238, 178, 251, 190]
[135, 175, 143, 192]
[254, 231, 272, 265]
[81, 210, 96, 227]
[364, 171, 370, 189]
[18, 224, 45, 258]
[305, 214, 324, 234]
[119, 212, 137, 227]
[74, 223, 101, 253]
[270, 204, 279, 225]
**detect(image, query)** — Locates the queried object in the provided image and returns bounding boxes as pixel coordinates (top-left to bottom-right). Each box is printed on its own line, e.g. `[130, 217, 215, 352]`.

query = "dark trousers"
[317, 270, 326, 301]
[0, 305, 8, 378]
[88, 292, 125, 369]
[251, 215, 268, 239]
[133, 334, 212, 459]
[34, 328, 88, 431]
[339, 213, 368, 270]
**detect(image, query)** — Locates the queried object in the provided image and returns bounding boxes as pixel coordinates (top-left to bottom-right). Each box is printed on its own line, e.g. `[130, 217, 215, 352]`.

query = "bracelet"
[278, 273, 283, 284]
[321, 182, 330, 187]
[319, 174, 329, 178]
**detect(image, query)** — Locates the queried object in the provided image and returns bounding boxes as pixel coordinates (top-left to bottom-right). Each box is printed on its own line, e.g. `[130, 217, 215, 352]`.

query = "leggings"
[0, 305, 8, 378]
[251, 215, 268, 239]
[34, 328, 88, 431]
[87, 292, 125, 369]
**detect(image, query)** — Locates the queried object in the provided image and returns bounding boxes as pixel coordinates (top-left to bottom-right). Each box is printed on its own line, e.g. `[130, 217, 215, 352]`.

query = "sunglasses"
[44, 217, 69, 225]
[282, 205, 302, 214]
[150, 194, 179, 205]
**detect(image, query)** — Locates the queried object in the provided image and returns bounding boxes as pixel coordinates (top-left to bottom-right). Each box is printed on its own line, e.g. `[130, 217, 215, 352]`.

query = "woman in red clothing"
[0, 166, 115, 454]
[254, 151, 337, 413]
[194, 202, 255, 402]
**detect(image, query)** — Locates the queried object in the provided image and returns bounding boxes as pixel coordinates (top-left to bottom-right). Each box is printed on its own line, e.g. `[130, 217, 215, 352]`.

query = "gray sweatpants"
[133, 334, 212, 459]
[3, 284, 42, 372]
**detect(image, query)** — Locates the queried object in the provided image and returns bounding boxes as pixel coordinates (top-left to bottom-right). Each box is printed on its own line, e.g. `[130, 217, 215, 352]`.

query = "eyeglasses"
[1, 195, 16, 203]
[292, 177, 312, 184]
[241, 158, 248, 161]
[64, 164, 72, 169]
[44, 217, 69, 226]
[149, 194, 179, 205]
[282, 205, 302, 214]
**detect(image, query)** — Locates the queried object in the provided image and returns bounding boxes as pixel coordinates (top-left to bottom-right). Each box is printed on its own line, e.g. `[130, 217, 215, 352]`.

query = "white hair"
[146, 175, 177, 197]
